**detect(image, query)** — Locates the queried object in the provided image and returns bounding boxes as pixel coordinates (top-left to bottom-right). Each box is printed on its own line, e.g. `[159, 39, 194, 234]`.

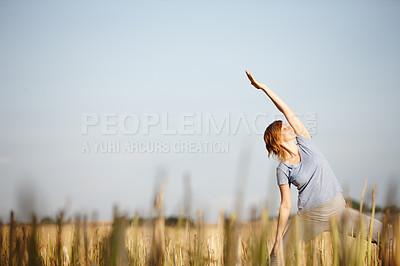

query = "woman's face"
[280, 123, 296, 143]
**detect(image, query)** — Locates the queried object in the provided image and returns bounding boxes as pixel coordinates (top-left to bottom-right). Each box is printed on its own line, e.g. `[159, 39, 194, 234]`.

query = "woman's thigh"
[338, 207, 383, 244]
[282, 194, 346, 246]
[282, 214, 332, 248]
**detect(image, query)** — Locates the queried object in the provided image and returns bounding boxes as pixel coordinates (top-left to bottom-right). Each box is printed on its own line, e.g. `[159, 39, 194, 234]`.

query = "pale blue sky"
[1, 0, 399, 222]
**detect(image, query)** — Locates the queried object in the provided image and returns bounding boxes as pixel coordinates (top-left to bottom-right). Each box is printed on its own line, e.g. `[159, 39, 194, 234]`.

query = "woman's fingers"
[245, 70, 255, 82]
[245, 70, 263, 89]
[245, 70, 252, 78]
[247, 74, 257, 85]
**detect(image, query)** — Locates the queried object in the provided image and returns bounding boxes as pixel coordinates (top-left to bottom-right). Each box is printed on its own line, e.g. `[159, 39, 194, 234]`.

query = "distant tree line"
[37, 215, 195, 226]
[346, 198, 400, 214]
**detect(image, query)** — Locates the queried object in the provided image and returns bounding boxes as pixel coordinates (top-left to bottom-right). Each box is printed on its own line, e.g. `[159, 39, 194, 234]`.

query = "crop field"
[0, 209, 398, 265]
[1, 185, 399, 265]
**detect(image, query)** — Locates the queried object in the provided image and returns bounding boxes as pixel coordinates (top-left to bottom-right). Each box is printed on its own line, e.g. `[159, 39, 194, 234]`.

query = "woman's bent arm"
[245, 70, 311, 138]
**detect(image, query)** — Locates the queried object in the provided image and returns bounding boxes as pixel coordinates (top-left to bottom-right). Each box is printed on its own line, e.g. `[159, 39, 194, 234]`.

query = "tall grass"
[0, 185, 398, 265]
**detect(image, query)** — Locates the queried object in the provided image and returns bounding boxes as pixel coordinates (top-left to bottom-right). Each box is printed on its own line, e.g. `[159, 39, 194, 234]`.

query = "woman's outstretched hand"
[245, 70, 267, 90]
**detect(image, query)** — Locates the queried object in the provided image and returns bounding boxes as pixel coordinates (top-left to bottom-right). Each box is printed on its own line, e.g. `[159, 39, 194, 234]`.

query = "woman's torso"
[276, 135, 343, 213]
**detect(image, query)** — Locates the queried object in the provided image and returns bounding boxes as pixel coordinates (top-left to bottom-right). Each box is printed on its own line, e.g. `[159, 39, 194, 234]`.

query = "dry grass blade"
[149, 182, 167, 266]
[360, 179, 367, 214]
[367, 185, 377, 265]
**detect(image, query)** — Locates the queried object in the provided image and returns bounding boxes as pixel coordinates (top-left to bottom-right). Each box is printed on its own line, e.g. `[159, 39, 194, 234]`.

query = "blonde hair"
[263, 120, 292, 162]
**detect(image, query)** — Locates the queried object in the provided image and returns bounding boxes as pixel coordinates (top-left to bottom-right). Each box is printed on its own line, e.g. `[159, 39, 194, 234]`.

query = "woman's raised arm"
[245, 70, 311, 138]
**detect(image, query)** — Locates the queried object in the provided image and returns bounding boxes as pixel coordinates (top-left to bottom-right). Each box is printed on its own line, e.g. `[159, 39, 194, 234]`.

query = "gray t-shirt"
[276, 134, 343, 213]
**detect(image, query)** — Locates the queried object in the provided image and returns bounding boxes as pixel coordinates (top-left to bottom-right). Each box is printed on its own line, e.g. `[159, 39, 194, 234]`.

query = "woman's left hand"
[272, 241, 278, 256]
[245, 70, 267, 90]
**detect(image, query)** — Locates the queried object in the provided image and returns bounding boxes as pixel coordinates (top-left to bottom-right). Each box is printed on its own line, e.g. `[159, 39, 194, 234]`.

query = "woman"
[245, 70, 390, 264]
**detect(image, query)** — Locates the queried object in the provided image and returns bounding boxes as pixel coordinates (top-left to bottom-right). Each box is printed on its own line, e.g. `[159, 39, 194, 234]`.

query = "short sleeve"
[296, 134, 314, 147]
[276, 167, 289, 186]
